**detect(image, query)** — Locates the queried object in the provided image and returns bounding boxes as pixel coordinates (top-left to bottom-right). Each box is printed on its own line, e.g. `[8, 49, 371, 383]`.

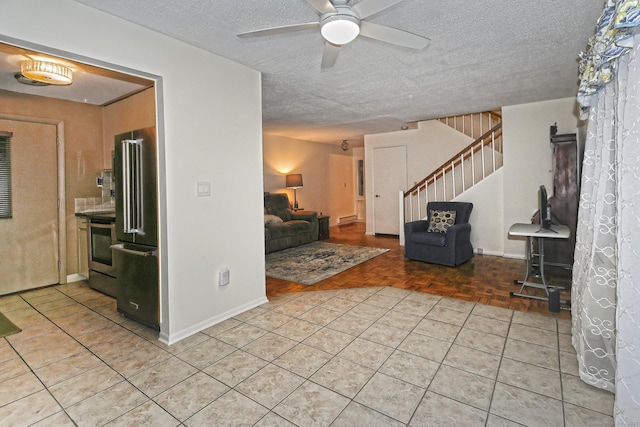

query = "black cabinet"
[318, 215, 330, 240]
[534, 133, 580, 270]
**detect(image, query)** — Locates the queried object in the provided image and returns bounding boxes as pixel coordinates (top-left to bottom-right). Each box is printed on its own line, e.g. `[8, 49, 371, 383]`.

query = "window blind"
[0, 132, 12, 219]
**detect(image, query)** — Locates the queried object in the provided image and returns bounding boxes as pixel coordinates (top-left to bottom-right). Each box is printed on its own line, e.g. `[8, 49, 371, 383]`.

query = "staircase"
[403, 111, 503, 223]
[438, 111, 501, 140]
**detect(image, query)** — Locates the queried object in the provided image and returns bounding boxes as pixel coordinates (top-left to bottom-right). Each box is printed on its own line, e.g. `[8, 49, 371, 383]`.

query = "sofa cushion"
[264, 193, 292, 221]
[266, 220, 311, 239]
[264, 214, 283, 225]
[409, 231, 447, 247]
[427, 210, 457, 233]
[271, 207, 292, 222]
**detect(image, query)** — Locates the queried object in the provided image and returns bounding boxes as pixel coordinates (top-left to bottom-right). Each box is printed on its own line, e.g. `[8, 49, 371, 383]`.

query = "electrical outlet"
[219, 268, 230, 286]
[477, 248, 484, 255]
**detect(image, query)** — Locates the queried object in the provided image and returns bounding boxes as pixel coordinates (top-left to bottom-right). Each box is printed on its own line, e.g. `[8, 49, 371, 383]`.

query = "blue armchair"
[404, 201, 474, 267]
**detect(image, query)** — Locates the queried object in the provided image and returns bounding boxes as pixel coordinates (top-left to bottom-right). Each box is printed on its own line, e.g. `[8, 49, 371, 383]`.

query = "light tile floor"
[0, 282, 614, 426]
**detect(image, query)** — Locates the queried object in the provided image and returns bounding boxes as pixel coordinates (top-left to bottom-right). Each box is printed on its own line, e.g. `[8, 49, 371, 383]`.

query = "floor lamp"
[286, 174, 303, 210]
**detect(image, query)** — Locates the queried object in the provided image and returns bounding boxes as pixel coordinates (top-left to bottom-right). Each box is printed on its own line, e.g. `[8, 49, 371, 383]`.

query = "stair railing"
[403, 122, 503, 222]
[438, 111, 501, 140]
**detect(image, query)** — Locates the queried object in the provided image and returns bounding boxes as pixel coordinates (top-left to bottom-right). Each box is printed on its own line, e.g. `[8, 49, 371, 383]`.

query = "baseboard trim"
[66, 273, 87, 284]
[159, 295, 269, 345]
[475, 250, 504, 257]
[503, 252, 526, 260]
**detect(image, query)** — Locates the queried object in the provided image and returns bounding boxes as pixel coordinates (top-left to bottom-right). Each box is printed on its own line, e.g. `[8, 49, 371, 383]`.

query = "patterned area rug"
[265, 242, 389, 285]
[0, 312, 21, 338]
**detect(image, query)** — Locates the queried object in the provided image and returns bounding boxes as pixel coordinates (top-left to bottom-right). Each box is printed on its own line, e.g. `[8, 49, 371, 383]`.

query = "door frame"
[1, 113, 66, 283]
[0, 35, 168, 340]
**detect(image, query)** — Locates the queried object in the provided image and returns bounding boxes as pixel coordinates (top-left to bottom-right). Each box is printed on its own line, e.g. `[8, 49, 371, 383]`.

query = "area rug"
[0, 312, 21, 338]
[265, 242, 389, 285]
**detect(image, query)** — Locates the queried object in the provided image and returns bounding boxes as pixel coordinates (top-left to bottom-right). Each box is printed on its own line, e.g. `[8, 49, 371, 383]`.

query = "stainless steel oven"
[87, 216, 117, 297]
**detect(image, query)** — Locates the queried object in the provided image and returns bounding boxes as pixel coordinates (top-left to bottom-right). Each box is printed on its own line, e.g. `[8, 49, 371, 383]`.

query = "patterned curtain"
[573, 81, 617, 393]
[577, 0, 640, 119]
[575, 1, 640, 424]
[613, 38, 640, 424]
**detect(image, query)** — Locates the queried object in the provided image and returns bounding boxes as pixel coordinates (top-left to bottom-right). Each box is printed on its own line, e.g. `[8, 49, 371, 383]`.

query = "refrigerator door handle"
[122, 138, 145, 235]
[111, 243, 157, 257]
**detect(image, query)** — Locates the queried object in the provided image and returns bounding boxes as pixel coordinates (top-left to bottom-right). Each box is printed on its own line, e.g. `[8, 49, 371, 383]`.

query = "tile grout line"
[403, 293, 453, 426]
[13, 287, 181, 426]
[223, 287, 413, 426]
[237, 289, 389, 426]
[557, 317, 567, 427]
[485, 308, 514, 426]
[1, 290, 90, 425]
[1, 284, 606, 426]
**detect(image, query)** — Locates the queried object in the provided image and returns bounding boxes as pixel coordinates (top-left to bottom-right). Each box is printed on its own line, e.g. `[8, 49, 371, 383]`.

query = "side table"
[318, 215, 330, 240]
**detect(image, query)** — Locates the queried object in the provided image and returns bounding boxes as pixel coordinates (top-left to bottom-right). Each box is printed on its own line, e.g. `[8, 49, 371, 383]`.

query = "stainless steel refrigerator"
[112, 127, 159, 329]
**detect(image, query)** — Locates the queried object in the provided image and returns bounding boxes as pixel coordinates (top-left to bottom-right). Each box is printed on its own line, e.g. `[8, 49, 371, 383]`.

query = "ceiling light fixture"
[320, 6, 360, 45]
[14, 73, 50, 87]
[20, 60, 73, 85]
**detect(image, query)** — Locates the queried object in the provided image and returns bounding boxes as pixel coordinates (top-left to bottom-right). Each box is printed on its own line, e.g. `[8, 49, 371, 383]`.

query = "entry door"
[0, 119, 59, 295]
[373, 146, 407, 235]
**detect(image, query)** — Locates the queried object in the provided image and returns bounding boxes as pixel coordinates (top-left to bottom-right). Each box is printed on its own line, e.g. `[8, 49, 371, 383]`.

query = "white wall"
[2, 0, 266, 344]
[453, 169, 504, 256]
[263, 134, 354, 226]
[364, 120, 473, 235]
[364, 99, 582, 258]
[502, 97, 581, 258]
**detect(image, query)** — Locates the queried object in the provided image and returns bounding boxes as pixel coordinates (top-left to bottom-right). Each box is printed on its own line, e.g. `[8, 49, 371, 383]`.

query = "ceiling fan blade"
[359, 21, 430, 50]
[305, 0, 337, 14]
[352, 0, 404, 19]
[237, 22, 319, 38]
[321, 42, 341, 69]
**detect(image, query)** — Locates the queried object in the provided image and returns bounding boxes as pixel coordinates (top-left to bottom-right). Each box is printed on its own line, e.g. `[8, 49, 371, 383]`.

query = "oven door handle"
[111, 243, 157, 257]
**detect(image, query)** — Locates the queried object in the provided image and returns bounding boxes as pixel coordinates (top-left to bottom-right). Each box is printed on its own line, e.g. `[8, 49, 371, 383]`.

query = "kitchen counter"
[75, 211, 116, 222]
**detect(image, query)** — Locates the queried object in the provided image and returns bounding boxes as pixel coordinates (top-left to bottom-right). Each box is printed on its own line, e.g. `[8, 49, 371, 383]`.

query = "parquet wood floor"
[266, 222, 572, 319]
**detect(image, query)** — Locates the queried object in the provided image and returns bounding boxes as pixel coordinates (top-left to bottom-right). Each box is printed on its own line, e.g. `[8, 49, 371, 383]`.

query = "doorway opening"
[0, 36, 166, 335]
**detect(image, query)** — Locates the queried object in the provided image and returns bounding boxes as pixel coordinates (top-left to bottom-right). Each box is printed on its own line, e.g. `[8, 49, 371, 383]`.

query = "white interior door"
[0, 119, 59, 295]
[373, 146, 407, 235]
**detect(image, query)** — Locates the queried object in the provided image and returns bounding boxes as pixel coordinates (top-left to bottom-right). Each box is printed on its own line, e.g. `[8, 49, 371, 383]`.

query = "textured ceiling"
[7, 0, 605, 145]
[0, 44, 152, 106]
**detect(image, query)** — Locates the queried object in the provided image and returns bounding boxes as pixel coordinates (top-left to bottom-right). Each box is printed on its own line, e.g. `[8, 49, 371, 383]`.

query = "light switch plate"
[196, 181, 211, 197]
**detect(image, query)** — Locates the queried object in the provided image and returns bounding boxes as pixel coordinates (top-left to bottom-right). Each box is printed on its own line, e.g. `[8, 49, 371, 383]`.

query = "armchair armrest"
[405, 220, 430, 235]
[445, 223, 472, 246]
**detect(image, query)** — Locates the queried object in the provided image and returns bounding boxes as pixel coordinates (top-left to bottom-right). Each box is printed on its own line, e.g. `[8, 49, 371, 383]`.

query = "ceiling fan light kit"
[237, 0, 430, 69]
[320, 7, 360, 45]
[20, 59, 73, 85]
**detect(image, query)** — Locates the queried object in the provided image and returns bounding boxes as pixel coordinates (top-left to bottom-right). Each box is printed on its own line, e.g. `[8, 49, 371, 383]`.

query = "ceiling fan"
[237, 0, 430, 69]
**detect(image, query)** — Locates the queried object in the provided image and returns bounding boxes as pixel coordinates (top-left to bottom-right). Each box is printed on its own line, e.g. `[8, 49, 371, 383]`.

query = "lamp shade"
[286, 174, 303, 188]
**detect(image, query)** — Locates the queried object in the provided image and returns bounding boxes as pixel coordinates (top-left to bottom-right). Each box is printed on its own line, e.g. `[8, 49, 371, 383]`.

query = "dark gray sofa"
[264, 193, 318, 253]
[404, 201, 474, 267]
